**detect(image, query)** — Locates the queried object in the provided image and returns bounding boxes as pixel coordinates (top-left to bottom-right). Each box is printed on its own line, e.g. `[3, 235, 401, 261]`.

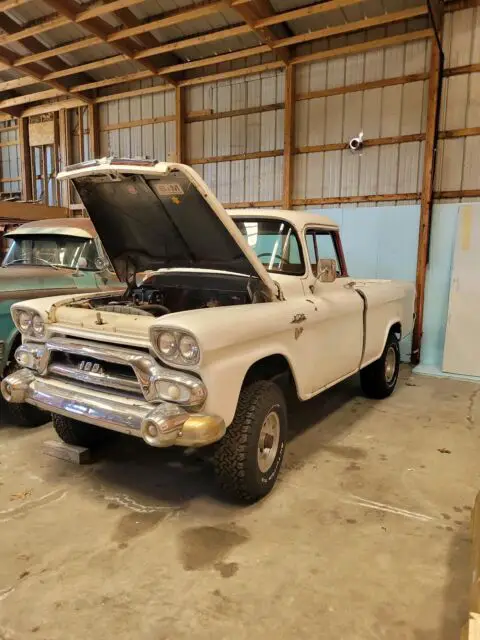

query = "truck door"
[303, 228, 364, 393]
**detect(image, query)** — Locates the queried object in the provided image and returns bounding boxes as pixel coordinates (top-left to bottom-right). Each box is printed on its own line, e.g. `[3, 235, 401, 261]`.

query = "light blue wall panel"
[420, 204, 459, 370]
[308, 205, 421, 361]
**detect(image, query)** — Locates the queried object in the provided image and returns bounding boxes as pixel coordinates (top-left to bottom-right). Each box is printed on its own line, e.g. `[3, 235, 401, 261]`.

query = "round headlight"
[32, 314, 45, 338]
[18, 311, 32, 332]
[178, 334, 200, 363]
[158, 331, 177, 357]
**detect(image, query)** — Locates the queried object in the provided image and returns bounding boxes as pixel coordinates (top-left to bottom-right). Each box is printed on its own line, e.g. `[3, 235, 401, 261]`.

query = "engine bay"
[70, 270, 270, 317]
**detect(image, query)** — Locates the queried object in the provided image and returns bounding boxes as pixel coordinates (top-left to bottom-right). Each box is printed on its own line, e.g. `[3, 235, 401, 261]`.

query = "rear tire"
[52, 414, 116, 448]
[2, 362, 49, 427]
[213, 380, 287, 503]
[360, 332, 400, 399]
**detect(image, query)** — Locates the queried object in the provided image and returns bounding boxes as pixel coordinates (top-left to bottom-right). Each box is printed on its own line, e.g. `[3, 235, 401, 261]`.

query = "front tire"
[360, 332, 400, 399]
[213, 381, 287, 503]
[2, 363, 49, 427]
[52, 414, 116, 448]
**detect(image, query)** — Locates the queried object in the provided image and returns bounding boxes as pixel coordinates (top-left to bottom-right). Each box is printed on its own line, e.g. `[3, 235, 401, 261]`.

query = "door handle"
[344, 280, 356, 289]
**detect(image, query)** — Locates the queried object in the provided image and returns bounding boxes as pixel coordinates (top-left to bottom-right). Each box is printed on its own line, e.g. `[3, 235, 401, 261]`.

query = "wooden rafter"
[1, 0, 433, 108]
[0, 47, 91, 116]
[0, 0, 31, 11]
[106, 0, 225, 43]
[228, 0, 290, 64]
[0, 0, 147, 45]
[271, 6, 429, 48]
[40, 0, 177, 86]
[0, 12, 96, 91]
[2, 24, 437, 117]
[253, 0, 365, 29]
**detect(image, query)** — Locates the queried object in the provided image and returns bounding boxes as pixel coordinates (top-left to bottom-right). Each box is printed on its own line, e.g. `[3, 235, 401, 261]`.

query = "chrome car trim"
[48, 362, 140, 394]
[1, 371, 225, 448]
[36, 337, 206, 406]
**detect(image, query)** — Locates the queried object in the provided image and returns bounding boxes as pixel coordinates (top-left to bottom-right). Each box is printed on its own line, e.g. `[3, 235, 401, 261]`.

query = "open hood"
[58, 159, 278, 299]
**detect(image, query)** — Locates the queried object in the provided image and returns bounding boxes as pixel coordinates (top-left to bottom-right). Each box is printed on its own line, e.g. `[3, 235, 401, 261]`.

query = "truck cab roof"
[228, 208, 339, 231]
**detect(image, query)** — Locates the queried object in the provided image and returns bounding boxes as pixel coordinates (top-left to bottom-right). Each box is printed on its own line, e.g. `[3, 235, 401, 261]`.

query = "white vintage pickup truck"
[1, 159, 415, 502]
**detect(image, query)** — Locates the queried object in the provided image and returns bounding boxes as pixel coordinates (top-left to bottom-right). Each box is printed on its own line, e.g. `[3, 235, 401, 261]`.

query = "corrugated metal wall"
[294, 37, 430, 206]
[435, 7, 480, 201]
[186, 70, 285, 205]
[98, 89, 176, 161]
[0, 121, 20, 197]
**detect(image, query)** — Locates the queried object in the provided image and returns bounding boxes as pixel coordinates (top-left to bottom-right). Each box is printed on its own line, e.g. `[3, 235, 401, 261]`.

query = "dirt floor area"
[0, 366, 479, 640]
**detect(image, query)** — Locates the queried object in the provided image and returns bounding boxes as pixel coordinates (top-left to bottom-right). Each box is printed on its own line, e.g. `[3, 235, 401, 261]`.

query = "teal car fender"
[0, 298, 21, 377]
[0, 269, 120, 377]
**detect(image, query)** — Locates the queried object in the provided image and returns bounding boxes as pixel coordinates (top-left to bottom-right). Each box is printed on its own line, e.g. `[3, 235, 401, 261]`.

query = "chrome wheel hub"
[257, 410, 280, 473]
[385, 345, 397, 383]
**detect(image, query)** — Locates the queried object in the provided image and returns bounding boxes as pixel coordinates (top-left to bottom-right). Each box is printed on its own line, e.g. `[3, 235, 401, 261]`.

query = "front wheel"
[52, 414, 117, 449]
[360, 332, 400, 399]
[213, 380, 287, 503]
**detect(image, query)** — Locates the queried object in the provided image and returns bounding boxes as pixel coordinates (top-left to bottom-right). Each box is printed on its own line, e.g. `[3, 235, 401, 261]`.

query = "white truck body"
[1, 159, 415, 500]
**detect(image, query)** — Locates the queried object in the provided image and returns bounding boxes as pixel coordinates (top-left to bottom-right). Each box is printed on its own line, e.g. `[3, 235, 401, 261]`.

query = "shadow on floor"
[46, 372, 385, 508]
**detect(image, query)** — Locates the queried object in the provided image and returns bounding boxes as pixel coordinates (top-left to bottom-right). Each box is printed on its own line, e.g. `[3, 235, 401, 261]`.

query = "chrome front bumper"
[1, 368, 226, 448]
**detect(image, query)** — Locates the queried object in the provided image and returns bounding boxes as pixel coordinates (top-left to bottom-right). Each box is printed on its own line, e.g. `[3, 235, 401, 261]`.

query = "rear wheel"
[360, 332, 400, 399]
[2, 362, 49, 428]
[213, 380, 287, 502]
[52, 414, 116, 448]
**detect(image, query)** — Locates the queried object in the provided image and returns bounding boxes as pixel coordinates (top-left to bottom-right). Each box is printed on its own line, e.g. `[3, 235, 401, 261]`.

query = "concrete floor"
[0, 367, 479, 640]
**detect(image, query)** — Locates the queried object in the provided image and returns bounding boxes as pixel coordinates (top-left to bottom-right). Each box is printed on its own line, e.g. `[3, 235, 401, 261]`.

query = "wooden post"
[18, 117, 32, 201]
[175, 85, 185, 163]
[88, 103, 100, 159]
[58, 108, 72, 209]
[412, 38, 443, 364]
[283, 64, 295, 209]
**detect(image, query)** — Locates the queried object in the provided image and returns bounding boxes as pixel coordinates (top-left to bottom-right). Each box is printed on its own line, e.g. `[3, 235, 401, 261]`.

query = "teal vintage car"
[0, 217, 119, 426]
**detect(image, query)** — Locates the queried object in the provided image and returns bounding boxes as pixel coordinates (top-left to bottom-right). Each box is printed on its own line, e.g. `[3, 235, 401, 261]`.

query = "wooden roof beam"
[0, 47, 92, 108]
[0, 0, 31, 11]
[254, 0, 366, 29]
[0, 13, 98, 88]
[228, 0, 290, 64]
[106, 0, 226, 43]
[0, 0, 146, 46]
[70, 44, 271, 92]
[41, 0, 177, 85]
[270, 5, 429, 48]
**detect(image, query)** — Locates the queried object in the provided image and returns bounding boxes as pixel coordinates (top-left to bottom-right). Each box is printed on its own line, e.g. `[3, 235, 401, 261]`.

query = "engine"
[77, 270, 266, 317]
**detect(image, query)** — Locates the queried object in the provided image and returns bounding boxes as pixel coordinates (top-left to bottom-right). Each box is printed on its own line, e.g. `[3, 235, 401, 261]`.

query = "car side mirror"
[310, 258, 337, 293]
[94, 257, 106, 271]
[317, 258, 337, 283]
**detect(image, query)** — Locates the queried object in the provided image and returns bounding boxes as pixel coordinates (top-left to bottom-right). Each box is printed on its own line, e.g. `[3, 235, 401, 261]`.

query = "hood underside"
[66, 162, 277, 299]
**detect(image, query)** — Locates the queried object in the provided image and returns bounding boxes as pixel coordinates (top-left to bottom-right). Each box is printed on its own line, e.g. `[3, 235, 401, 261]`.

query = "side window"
[306, 230, 341, 275]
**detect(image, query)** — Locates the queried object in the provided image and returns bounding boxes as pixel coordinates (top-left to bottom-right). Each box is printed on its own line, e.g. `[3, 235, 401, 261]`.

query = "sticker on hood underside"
[153, 182, 184, 196]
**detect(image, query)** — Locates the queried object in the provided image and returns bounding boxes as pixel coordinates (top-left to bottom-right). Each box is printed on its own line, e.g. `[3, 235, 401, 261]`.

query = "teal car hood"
[0, 265, 77, 296]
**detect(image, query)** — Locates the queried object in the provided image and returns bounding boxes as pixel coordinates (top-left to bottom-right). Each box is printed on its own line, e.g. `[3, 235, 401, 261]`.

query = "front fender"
[154, 302, 314, 426]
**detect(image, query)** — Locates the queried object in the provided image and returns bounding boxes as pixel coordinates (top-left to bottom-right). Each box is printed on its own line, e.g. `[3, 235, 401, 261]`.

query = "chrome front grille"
[48, 351, 140, 395]
[36, 336, 206, 407]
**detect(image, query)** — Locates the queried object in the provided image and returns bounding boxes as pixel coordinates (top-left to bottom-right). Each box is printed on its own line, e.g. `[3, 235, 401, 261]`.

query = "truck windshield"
[2, 235, 98, 270]
[233, 218, 305, 275]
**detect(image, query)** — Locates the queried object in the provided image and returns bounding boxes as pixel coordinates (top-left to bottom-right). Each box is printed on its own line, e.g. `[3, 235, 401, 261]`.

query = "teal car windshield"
[2, 235, 98, 270]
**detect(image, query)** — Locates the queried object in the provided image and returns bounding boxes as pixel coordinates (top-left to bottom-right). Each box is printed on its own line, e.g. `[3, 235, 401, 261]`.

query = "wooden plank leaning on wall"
[412, 14, 443, 364]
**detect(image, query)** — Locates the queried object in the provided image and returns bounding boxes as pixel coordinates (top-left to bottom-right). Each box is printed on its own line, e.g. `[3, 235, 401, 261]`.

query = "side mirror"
[316, 258, 337, 283]
[94, 257, 106, 271]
